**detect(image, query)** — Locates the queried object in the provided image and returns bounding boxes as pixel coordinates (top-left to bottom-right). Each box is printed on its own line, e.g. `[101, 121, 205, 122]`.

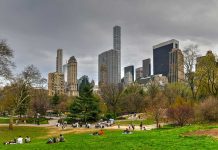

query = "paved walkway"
[107, 123, 167, 131]
[0, 122, 167, 131]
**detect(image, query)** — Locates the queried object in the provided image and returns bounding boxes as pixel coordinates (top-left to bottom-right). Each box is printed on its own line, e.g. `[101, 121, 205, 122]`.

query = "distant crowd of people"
[4, 136, 31, 145]
[47, 134, 65, 144]
[56, 121, 67, 129]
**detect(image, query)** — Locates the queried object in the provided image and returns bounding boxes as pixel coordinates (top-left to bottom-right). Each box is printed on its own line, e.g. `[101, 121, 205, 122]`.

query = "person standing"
[140, 122, 143, 130]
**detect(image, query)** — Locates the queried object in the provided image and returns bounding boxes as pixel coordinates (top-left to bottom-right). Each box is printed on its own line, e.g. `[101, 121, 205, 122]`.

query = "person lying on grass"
[92, 130, 104, 136]
[98, 129, 104, 135]
[3, 138, 17, 145]
[123, 128, 132, 134]
[4, 136, 27, 145]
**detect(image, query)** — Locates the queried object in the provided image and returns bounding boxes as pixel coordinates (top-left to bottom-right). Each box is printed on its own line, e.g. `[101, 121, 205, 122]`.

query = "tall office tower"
[98, 49, 120, 85]
[113, 25, 121, 50]
[56, 49, 63, 73]
[136, 67, 143, 80]
[67, 56, 79, 96]
[113, 26, 121, 83]
[169, 48, 184, 83]
[153, 39, 179, 77]
[124, 65, 134, 85]
[143, 58, 151, 77]
[48, 72, 64, 96]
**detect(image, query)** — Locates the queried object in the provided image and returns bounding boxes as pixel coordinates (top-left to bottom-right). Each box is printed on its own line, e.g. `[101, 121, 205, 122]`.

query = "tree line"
[1, 40, 218, 130]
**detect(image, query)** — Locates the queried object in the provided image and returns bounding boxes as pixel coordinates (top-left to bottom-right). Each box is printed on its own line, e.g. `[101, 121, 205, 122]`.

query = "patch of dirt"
[184, 129, 218, 139]
[38, 127, 98, 139]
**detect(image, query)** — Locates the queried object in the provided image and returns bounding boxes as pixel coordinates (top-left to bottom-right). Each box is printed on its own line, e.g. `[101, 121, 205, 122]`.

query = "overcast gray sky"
[1, 0, 218, 83]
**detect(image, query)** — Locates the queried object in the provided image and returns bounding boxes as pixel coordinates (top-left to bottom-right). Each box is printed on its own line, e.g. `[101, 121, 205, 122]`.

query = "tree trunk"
[9, 110, 15, 130]
[155, 113, 159, 128]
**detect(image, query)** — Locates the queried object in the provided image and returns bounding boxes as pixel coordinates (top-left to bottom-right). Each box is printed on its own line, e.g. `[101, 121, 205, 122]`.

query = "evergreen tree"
[78, 75, 90, 95]
[70, 84, 100, 122]
[52, 94, 60, 106]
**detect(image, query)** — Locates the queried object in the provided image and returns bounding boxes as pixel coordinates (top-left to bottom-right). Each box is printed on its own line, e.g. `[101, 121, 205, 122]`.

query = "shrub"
[167, 97, 194, 126]
[198, 97, 218, 122]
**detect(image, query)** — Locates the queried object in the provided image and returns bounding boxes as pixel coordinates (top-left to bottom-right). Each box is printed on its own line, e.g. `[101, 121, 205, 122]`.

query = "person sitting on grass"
[47, 138, 53, 144]
[25, 136, 31, 143]
[53, 137, 58, 143]
[98, 129, 104, 136]
[60, 134, 65, 142]
[123, 128, 132, 134]
[56, 137, 60, 143]
[17, 136, 23, 144]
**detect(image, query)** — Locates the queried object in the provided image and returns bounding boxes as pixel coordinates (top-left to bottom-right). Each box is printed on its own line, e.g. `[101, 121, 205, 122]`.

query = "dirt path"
[184, 129, 218, 139]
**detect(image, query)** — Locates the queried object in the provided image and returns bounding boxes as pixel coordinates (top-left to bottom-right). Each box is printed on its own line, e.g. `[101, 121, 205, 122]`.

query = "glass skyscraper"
[153, 39, 179, 77]
[98, 26, 121, 85]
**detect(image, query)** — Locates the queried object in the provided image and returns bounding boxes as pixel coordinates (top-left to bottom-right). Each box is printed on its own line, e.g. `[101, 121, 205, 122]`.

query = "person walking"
[140, 122, 143, 130]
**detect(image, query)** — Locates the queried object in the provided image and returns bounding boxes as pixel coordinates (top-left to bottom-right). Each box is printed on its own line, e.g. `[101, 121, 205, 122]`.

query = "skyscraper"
[143, 58, 151, 77]
[113, 25, 121, 84]
[67, 56, 79, 96]
[136, 67, 143, 80]
[153, 39, 179, 77]
[56, 49, 63, 73]
[124, 65, 134, 85]
[113, 26, 121, 50]
[98, 49, 120, 85]
[169, 48, 184, 83]
[98, 26, 121, 85]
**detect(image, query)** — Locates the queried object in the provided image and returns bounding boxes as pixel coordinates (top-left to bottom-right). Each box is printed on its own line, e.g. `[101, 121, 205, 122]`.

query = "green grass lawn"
[0, 124, 218, 150]
[0, 117, 48, 124]
[115, 118, 154, 125]
[0, 117, 10, 124]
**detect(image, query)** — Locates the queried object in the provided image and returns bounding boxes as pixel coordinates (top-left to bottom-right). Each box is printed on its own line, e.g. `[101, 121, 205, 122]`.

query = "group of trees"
[1, 39, 218, 129]
[97, 45, 218, 127]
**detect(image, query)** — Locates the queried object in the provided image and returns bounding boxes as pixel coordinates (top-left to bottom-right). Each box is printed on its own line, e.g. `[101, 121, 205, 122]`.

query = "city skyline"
[1, 0, 218, 83]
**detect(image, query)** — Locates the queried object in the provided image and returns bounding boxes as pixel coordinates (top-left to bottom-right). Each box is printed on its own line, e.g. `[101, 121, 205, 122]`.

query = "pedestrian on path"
[140, 122, 143, 130]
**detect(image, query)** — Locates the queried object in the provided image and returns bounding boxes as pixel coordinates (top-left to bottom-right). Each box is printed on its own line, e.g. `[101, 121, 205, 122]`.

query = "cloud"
[1, 0, 218, 83]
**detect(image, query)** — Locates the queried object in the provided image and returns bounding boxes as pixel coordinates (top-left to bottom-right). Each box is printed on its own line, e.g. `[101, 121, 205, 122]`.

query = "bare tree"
[183, 44, 200, 99]
[146, 81, 166, 128]
[31, 88, 49, 116]
[121, 83, 146, 113]
[6, 65, 45, 129]
[0, 40, 15, 81]
[100, 84, 123, 117]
